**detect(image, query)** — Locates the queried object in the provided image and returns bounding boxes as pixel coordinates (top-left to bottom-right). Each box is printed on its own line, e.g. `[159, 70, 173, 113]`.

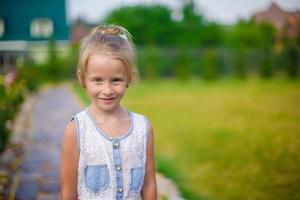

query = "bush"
[0, 75, 27, 152]
[175, 48, 190, 81]
[18, 63, 43, 92]
[201, 48, 220, 80]
[233, 48, 247, 79]
[259, 48, 273, 78]
[142, 45, 159, 80]
[283, 44, 300, 78]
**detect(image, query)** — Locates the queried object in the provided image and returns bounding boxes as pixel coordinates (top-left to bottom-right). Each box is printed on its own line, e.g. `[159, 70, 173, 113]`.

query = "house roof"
[253, 2, 299, 37]
[254, 2, 289, 30]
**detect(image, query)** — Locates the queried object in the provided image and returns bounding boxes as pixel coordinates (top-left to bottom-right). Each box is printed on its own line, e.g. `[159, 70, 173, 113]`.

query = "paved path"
[14, 85, 183, 200]
[15, 85, 81, 200]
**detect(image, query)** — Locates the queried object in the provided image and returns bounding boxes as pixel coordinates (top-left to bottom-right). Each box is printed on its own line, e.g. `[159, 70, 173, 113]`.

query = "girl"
[60, 25, 157, 200]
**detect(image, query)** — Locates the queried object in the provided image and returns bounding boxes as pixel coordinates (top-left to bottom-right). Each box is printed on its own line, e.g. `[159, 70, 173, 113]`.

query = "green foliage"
[257, 22, 276, 49]
[179, 0, 204, 47]
[101, 1, 299, 80]
[282, 44, 300, 78]
[18, 41, 78, 91]
[46, 38, 60, 78]
[44, 39, 76, 81]
[104, 1, 223, 47]
[226, 20, 261, 48]
[201, 48, 220, 80]
[225, 21, 277, 78]
[103, 1, 297, 81]
[138, 46, 175, 78]
[259, 48, 273, 78]
[0, 76, 27, 152]
[105, 5, 176, 46]
[281, 21, 300, 78]
[233, 48, 247, 79]
[18, 62, 43, 92]
[199, 23, 224, 47]
[175, 48, 190, 81]
[141, 45, 159, 80]
[226, 20, 276, 49]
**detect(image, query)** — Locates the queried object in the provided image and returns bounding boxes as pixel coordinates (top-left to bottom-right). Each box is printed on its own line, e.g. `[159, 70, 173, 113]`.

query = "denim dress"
[72, 108, 148, 200]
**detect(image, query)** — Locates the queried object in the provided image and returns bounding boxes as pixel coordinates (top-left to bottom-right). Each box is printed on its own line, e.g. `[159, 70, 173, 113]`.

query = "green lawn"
[73, 78, 300, 200]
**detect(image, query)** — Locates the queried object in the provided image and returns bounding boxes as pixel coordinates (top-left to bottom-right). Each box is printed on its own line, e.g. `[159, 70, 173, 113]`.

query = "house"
[253, 2, 300, 38]
[70, 18, 92, 45]
[0, 0, 69, 72]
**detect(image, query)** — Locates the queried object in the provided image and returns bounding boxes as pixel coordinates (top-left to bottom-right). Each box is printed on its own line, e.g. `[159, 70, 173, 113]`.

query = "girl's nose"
[102, 84, 113, 95]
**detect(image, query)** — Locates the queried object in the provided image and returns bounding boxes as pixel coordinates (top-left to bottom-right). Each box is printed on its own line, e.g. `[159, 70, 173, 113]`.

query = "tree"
[201, 48, 219, 80]
[281, 20, 300, 78]
[257, 22, 276, 78]
[233, 48, 247, 79]
[104, 5, 176, 46]
[227, 20, 261, 48]
[175, 48, 190, 81]
[179, 0, 204, 47]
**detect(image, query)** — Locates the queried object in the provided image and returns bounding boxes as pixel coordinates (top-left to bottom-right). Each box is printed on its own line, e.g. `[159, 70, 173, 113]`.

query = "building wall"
[0, 0, 69, 41]
[253, 3, 299, 38]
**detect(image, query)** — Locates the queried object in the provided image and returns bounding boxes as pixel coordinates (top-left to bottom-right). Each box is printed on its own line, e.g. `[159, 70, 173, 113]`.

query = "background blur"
[1, 0, 300, 199]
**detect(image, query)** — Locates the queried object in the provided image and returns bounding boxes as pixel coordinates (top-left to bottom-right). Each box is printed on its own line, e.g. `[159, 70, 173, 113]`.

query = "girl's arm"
[141, 122, 157, 200]
[60, 121, 79, 200]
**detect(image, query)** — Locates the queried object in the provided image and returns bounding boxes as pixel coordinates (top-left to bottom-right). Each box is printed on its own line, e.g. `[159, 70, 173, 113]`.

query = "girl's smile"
[98, 97, 117, 105]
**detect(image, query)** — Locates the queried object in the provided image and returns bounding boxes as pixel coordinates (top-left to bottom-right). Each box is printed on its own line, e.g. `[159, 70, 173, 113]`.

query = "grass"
[72, 78, 300, 200]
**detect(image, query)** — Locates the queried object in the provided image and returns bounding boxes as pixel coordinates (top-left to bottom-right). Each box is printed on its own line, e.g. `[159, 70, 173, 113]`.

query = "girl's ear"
[77, 70, 85, 87]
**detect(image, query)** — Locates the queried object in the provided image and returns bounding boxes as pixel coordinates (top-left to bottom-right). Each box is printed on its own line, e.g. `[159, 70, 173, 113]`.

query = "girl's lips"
[99, 97, 117, 100]
[98, 97, 117, 104]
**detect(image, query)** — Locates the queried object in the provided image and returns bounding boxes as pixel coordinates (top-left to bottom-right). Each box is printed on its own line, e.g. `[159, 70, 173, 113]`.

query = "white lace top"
[72, 108, 148, 200]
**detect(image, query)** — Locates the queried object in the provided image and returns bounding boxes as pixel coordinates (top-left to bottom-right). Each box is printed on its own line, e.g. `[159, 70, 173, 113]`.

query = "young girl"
[60, 25, 157, 200]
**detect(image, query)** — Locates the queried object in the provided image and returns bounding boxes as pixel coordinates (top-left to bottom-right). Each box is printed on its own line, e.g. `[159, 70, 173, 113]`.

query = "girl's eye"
[112, 78, 123, 84]
[93, 78, 102, 84]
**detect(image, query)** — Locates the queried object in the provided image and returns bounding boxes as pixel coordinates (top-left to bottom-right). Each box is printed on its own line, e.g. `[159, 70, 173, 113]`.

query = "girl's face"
[83, 54, 128, 113]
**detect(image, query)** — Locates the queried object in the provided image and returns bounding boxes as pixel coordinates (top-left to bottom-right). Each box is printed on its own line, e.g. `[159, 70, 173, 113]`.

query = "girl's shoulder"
[63, 120, 77, 137]
[128, 110, 149, 122]
[62, 119, 78, 150]
[126, 108, 145, 117]
[72, 108, 89, 118]
[129, 110, 153, 131]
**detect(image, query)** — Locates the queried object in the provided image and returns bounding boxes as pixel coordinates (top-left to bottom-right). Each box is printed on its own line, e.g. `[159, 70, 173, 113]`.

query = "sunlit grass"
[73, 78, 300, 200]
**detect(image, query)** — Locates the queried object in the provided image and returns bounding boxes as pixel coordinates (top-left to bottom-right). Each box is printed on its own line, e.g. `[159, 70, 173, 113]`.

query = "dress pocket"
[84, 164, 110, 193]
[129, 166, 144, 192]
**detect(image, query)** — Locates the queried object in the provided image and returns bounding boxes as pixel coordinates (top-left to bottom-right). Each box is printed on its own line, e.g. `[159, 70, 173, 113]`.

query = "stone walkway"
[12, 85, 183, 200]
[15, 85, 81, 200]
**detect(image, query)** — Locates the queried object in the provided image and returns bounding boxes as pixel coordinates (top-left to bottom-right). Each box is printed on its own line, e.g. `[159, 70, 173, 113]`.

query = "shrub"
[201, 48, 220, 80]
[175, 48, 190, 81]
[18, 63, 42, 92]
[259, 48, 273, 78]
[142, 45, 159, 80]
[283, 44, 299, 78]
[0, 75, 27, 152]
[233, 48, 247, 79]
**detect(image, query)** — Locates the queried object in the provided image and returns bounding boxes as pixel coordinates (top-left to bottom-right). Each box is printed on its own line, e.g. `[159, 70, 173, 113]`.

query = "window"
[0, 19, 4, 37]
[30, 18, 53, 38]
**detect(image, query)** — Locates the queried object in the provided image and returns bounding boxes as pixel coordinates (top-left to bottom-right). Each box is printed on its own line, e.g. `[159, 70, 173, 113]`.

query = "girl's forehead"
[87, 54, 123, 67]
[88, 53, 125, 64]
[86, 54, 128, 75]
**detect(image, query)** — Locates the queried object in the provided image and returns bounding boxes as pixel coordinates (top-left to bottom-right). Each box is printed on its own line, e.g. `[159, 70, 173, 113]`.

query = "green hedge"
[0, 76, 27, 152]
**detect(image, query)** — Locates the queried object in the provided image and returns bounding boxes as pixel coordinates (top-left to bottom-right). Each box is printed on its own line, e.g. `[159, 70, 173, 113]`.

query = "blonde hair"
[77, 24, 139, 86]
